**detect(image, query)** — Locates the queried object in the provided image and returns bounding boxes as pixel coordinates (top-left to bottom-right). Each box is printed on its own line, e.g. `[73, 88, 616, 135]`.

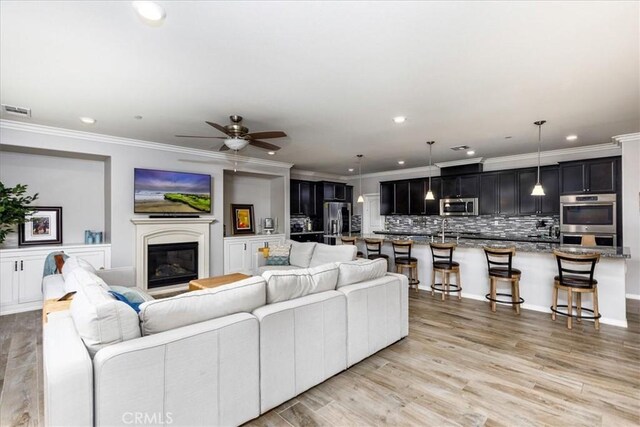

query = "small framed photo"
[231, 204, 255, 235]
[19, 207, 63, 246]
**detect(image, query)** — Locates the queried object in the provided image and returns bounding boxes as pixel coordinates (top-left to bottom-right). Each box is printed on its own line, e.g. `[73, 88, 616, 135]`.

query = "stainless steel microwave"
[440, 198, 478, 216]
[560, 194, 616, 234]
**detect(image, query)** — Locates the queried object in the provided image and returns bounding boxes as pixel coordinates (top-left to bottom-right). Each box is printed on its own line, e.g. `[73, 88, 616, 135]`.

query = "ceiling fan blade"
[175, 135, 226, 139]
[245, 131, 287, 140]
[206, 121, 232, 136]
[219, 144, 231, 151]
[249, 140, 281, 151]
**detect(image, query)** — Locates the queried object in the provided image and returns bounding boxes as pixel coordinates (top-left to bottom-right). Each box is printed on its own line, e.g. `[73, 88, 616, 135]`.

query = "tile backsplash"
[385, 214, 560, 238]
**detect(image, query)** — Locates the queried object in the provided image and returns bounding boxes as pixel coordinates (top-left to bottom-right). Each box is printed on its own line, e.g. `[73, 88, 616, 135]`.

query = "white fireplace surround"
[131, 217, 215, 291]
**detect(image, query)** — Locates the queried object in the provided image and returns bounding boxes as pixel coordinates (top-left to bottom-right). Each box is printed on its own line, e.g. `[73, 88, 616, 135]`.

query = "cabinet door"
[323, 182, 335, 200]
[18, 257, 44, 303]
[539, 167, 560, 214]
[346, 185, 353, 205]
[425, 178, 441, 215]
[498, 172, 516, 215]
[394, 181, 409, 215]
[334, 184, 346, 201]
[64, 249, 109, 270]
[479, 174, 498, 215]
[518, 169, 538, 215]
[560, 163, 585, 194]
[0, 258, 18, 306]
[586, 159, 616, 193]
[224, 240, 248, 274]
[299, 181, 312, 216]
[459, 175, 479, 198]
[408, 180, 426, 215]
[380, 182, 394, 215]
[440, 177, 458, 198]
[290, 180, 301, 214]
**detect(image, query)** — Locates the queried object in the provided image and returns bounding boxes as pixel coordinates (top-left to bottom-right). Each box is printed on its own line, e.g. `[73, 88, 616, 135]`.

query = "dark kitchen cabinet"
[560, 158, 618, 195]
[379, 180, 409, 215]
[518, 166, 559, 215]
[290, 180, 317, 216]
[441, 175, 479, 198]
[346, 185, 353, 205]
[321, 181, 347, 201]
[408, 179, 426, 215]
[425, 178, 441, 215]
[480, 172, 516, 215]
[290, 233, 323, 243]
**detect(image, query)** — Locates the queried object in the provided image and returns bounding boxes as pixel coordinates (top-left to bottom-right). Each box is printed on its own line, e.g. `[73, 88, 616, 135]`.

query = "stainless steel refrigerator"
[323, 202, 351, 244]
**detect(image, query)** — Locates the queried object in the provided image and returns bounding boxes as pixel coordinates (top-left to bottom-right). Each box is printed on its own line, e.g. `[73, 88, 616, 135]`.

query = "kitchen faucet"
[441, 218, 448, 243]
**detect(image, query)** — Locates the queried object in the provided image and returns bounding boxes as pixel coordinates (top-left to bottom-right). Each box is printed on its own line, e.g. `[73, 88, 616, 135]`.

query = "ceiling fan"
[176, 115, 287, 152]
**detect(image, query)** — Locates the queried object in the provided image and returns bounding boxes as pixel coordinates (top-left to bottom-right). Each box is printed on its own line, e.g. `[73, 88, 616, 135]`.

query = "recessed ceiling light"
[348, 168, 355, 172]
[393, 116, 406, 124]
[566, 135, 578, 141]
[267, 151, 276, 155]
[132, 1, 166, 25]
[79, 117, 96, 124]
[398, 160, 405, 165]
[467, 150, 475, 155]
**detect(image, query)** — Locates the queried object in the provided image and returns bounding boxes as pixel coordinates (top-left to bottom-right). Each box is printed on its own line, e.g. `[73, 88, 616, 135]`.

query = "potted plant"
[0, 181, 38, 246]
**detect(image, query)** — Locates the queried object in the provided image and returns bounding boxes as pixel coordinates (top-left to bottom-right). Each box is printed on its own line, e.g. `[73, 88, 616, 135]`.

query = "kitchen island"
[351, 232, 630, 327]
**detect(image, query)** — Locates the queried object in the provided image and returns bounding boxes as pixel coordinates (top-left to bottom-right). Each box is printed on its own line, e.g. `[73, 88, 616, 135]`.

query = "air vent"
[450, 145, 470, 151]
[1, 104, 31, 118]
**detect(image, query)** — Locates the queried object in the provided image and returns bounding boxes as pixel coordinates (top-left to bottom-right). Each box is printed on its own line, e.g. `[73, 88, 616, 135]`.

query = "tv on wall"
[134, 168, 211, 214]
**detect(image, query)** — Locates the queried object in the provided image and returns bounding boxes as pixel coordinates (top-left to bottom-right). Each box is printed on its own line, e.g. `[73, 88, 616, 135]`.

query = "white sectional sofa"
[43, 255, 408, 427]
[256, 240, 358, 274]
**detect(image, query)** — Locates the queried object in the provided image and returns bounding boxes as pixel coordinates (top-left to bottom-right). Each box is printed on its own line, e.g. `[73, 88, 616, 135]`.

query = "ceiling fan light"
[224, 137, 249, 151]
[531, 183, 545, 196]
[425, 190, 435, 201]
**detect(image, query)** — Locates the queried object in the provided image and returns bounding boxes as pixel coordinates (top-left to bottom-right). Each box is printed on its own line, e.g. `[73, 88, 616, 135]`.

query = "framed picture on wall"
[231, 204, 255, 235]
[19, 207, 63, 246]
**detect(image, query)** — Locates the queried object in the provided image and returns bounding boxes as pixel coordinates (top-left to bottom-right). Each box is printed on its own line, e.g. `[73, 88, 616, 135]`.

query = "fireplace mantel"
[131, 217, 215, 292]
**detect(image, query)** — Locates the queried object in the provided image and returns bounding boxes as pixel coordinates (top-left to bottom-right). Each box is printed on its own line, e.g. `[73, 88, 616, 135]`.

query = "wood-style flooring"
[1, 294, 638, 426]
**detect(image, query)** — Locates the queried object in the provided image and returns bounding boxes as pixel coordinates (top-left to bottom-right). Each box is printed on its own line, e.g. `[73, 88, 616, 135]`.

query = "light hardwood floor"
[1, 294, 638, 426]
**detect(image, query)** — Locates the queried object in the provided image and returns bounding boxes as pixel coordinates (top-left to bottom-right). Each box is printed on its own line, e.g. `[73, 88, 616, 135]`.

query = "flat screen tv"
[134, 168, 211, 214]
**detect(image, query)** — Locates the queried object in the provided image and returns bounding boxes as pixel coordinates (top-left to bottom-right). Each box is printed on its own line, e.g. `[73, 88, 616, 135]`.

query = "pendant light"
[357, 154, 364, 203]
[425, 141, 435, 200]
[531, 120, 546, 196]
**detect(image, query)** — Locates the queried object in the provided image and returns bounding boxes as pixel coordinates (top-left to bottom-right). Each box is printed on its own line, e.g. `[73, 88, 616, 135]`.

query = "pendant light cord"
[537, 123, 541, 183]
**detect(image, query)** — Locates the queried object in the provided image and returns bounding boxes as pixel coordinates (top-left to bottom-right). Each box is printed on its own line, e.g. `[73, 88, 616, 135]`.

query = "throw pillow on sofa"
[109, 285, 154, 304]
[336, 258, 388, 288]
[288, 241, 316, 267]
[265, 244, 291, 266]
[262, 262, 339, 304]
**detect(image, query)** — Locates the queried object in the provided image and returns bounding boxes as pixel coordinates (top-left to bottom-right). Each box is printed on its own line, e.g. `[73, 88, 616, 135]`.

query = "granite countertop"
[361, 231, 630, 259]
[290, 231, 324, 235]
[372, 230, 560, 244]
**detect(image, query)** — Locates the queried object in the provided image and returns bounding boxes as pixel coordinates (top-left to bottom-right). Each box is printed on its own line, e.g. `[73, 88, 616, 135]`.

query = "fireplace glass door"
[147, 242, 198, 288]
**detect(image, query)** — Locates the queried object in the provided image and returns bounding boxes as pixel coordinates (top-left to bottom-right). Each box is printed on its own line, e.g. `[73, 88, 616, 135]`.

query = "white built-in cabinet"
[223, 234, 285, 275]
[0, 243, 111, 315]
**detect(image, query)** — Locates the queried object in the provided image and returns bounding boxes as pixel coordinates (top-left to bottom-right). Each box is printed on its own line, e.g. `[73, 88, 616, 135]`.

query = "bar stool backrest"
[392, 240, 413, 261]
[429, 242, 456, 267]
[483, 247, 516, 277]
[553, 250, 600, 286]
[364, 238, 383, 256]
[341, 236, 357, 246]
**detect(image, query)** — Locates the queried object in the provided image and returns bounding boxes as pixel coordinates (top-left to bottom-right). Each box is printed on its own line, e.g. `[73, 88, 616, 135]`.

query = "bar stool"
[483, 247, 523, 314]
[392, 240, 419, 293]
[341, 236, 364, 258]
[551, 250, 601, 330]
[429, 243, 461, 300]
[364, 238, 390, 269]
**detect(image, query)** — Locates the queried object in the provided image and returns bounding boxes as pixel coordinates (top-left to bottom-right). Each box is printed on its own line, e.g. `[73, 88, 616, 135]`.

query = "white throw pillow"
[262, 262, 339, 304]
[70, 282, 141, 358]
[64, 267, 111, 294]
[289, 241, 316, 267]
[309, 243, 357, 267]
[336, 258, 388, 288]
[138, 276, 266, 336]
[61, 256, 97, 281]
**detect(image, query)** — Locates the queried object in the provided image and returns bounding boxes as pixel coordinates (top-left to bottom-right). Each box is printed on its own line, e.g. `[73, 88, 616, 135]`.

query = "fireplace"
[147, 242, 198, 289]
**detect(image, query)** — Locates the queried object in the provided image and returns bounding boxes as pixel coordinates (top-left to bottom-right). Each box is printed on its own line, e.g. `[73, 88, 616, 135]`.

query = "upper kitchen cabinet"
[408, 179, 426, 215]
[479, 171, 516, 215]
[321, 181, 347, 201]
[559, 157, 619, 195]
[290, 179, 317, 216]
[518, 166, 559, 215]
[346, 185, 353, 205]
[441, 175, 479, 198]
[379, 180, 409, 215]
[424, 178, 441, 215]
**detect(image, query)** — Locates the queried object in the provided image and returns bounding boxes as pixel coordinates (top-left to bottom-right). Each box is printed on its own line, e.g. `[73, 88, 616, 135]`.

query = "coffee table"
[189, 273, 251, 291]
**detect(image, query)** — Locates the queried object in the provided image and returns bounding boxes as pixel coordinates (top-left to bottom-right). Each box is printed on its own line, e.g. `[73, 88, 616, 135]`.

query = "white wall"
[0, 150, 105, 244]
[223, 172, 272, 235]
[0, 122, 291, 276]
[622, 138, 640, 296]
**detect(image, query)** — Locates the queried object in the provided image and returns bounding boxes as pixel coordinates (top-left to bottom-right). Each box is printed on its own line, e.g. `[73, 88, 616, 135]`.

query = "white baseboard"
[626, 293, 640, 300]
[0, 301, 43, 316]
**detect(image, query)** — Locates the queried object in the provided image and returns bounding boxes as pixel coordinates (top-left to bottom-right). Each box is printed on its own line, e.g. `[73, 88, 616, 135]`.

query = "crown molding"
[0, 120, 294, 169]
[290, 168, 346, 182]
[341, 165, 439, 181]
[482, 141, 620, 165]
[612, 132, 640, 144]
[434, 157, 484, 168]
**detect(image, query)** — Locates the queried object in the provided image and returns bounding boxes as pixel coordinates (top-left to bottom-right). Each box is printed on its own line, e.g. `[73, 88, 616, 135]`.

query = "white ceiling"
[1, 1, 638, 175]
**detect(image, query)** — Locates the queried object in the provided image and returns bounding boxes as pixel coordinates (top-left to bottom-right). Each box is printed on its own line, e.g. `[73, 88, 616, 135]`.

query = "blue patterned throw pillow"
[265, 244, 291, 266]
